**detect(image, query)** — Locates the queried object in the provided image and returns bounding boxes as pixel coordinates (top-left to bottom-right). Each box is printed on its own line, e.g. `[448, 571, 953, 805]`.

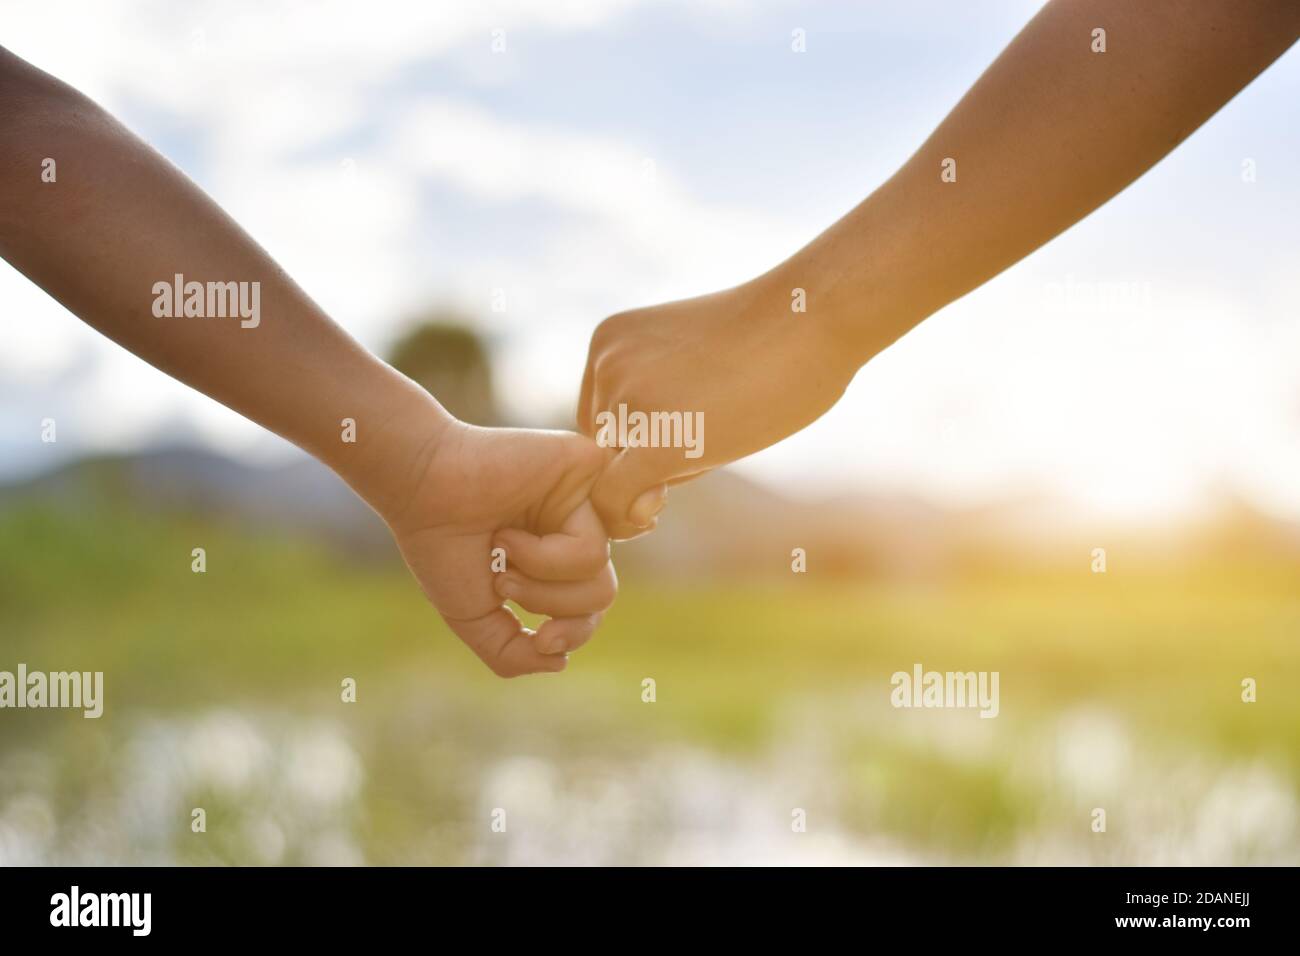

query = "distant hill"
[5, 446, 1294, 580]
[0, 447, 391, 555]
[0, 446, 961, 579]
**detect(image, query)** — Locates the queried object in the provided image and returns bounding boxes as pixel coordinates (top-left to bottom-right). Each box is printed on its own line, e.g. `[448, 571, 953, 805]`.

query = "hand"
[364, 403, 617, 677]
[578, 272, 860, 538]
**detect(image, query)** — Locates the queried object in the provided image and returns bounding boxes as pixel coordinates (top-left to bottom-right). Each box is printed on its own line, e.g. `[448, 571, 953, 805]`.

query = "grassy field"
[2, 503, 1298, 864]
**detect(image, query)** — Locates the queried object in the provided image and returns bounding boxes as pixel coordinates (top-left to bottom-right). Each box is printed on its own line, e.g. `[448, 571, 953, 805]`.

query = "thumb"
[590, 446, 676, 539]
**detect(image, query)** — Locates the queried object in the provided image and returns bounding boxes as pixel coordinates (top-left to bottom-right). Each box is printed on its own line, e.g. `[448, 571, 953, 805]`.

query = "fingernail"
[630, 485, 667, 528]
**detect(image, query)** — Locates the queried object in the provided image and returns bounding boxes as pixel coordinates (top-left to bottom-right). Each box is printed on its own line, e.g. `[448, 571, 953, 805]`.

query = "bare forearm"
[787, 0, 1300, 361]
[0, 47, 442, 510]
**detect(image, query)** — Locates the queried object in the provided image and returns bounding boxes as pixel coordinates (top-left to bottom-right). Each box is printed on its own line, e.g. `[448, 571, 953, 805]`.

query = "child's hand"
[365, 405, 616, 677]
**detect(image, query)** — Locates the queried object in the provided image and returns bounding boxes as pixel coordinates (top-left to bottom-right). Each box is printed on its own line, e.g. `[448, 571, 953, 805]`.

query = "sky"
[1, 0, 1298, 523]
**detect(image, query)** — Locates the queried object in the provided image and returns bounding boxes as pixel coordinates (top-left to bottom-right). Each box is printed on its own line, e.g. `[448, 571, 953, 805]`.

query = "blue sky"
[2, 0, 1297, 522]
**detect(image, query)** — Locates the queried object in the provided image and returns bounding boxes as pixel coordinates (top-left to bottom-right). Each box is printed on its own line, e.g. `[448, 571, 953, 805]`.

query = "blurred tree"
[387, 313, 500, 426]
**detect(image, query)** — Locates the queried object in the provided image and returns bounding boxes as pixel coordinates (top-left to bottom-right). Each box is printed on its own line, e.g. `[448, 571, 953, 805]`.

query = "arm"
[0, 47, 615, 677]
[580, 0, 1300, 538]
[0, 46, 428, 512]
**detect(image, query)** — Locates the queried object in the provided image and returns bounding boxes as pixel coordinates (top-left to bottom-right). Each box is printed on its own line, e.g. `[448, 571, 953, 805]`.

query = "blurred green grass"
[2, 502, 1298, 863]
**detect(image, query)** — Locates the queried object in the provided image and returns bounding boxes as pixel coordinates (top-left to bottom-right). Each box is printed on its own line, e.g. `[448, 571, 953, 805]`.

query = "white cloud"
[2, 0, 1297, 522]
[2, 1, 656, 106]
[387, 97, 797, 291]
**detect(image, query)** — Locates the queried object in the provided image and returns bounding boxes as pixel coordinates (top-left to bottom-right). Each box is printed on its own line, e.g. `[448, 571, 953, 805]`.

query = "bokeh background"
[1, 0, 1298, 865]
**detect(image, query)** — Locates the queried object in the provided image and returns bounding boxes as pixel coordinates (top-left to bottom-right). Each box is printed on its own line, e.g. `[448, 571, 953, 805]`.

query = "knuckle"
[589, 317, 617, 354]
[581, 538, 611, 573]
[590, 488, 621, 525]
[487, 657, 522, 679]
[569, 434, 607, 477]
[595, 576, 618, 611]
[590, 310, 640, 357]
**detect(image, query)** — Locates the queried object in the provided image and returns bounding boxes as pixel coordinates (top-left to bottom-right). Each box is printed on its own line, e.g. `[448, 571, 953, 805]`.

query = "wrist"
[768, 218, 926, 371]
[753, 256, 875, 376]
[325, 366, 458, 522]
